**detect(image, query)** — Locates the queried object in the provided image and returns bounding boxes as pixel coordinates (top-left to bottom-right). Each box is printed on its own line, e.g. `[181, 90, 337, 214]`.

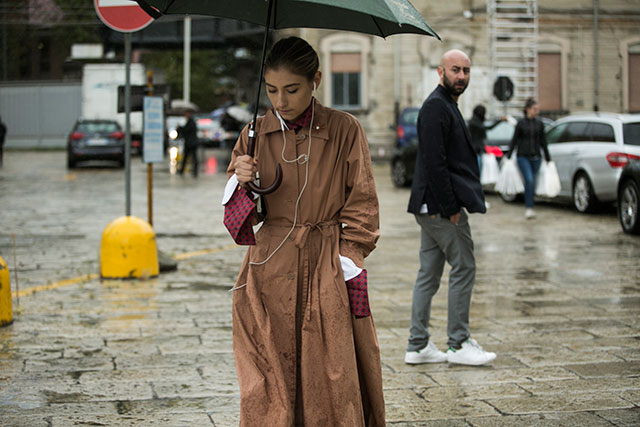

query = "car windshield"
[485, 121, 514, 142]
[623, 123, 640, 146]
[77, 122, 120, 133]
[402, 110, 419, 126]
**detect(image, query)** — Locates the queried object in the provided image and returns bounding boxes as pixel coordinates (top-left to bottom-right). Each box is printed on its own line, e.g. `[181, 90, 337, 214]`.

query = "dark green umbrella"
[136, 0, 439, 193]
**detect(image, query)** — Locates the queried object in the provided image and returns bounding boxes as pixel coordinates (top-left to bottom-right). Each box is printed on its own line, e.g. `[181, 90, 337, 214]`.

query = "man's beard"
[443, 73, 468, 96]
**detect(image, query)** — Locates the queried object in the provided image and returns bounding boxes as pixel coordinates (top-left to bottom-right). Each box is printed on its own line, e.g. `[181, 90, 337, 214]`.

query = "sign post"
[94, 0, 154, 216]
[95, 0, 161, 280]
[143, 70, 164, 226]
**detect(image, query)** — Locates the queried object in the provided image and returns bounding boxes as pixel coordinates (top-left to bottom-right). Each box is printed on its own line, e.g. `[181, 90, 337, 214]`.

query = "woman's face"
[526, 103, 539, 118]
[264, 67, 318, 121]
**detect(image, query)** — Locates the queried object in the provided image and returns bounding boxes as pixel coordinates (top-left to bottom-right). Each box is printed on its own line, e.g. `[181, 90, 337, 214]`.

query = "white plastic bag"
[495, 156, 524, 195]
[535, 160, 561, 197]
[480, 153, 499, 185]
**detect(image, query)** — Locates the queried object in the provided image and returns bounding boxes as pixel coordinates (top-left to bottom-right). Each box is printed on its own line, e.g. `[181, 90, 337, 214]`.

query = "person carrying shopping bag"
[224, 37, 385, 426]
[506, 98, 552, 219]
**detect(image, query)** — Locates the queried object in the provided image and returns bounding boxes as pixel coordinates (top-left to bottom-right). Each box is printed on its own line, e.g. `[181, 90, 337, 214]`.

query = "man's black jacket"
[407, 85, 486, 217]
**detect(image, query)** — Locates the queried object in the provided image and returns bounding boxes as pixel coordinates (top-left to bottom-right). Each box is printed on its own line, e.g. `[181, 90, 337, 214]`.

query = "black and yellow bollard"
[0, 255, 13, 327]
[100, 216, 159, 280]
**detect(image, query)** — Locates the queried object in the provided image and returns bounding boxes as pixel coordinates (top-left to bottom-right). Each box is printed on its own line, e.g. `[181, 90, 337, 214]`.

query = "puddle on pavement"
[515, 269, 549, 281]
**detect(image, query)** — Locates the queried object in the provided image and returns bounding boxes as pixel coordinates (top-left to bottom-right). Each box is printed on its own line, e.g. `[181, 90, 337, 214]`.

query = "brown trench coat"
[227, 101, 385, 426]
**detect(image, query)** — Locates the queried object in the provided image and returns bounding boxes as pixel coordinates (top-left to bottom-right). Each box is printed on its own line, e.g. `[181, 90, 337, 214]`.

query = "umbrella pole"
[247, 0, 274, 157]
[246, 0, 282, 195]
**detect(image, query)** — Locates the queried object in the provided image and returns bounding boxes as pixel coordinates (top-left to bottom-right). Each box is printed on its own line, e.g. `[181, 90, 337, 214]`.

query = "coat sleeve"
[508, 120, 522, 158]
[338, 119, 380, 268]
[419, 99, 460, 217]
[539, 121, 551, 161]
[226, 124, 250, 178]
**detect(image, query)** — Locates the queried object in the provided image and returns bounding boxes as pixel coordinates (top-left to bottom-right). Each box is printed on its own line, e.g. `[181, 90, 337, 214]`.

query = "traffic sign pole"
[93, 0, 154, 217]
[125, 33, 132, 217]
[147, 71, 154, 226]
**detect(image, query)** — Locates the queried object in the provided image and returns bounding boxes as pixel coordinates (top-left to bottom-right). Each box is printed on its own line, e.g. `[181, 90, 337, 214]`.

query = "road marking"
[13, 274, 99, 298]
[11, 244, 241, 298]
[173, 244, 239, 260]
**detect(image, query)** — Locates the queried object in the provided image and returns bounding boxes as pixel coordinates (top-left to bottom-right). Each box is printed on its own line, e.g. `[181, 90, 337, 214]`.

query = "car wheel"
[573, 172, 597, 213]
[619, 179, 640, 235]
[391, 160, 409, 187]
[67, 153, 76, 169]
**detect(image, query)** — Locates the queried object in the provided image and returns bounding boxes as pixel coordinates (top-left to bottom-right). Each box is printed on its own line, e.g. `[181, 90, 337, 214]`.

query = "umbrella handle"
[246, 164, 283, 195]
[246, 131, 283, 195]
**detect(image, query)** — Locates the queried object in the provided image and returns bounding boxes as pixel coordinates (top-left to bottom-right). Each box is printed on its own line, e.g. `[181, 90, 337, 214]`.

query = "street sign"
[94, 0, 154, 33]
[493, 76, 514, 102]
[143, 96, 165, 164]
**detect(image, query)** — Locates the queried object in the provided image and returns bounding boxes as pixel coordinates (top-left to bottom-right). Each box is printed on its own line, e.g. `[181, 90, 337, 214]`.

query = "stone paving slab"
[1, 151, 640, 425]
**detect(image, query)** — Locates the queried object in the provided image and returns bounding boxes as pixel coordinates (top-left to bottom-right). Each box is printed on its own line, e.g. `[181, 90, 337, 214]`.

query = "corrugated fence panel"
[0, 82, 82, 148]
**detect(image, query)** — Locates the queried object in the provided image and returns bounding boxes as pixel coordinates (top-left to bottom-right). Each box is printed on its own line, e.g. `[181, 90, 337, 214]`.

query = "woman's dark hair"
[264, 37, 319, 81]
[472, 105, 486, 121]
[523, 98, 537, 116]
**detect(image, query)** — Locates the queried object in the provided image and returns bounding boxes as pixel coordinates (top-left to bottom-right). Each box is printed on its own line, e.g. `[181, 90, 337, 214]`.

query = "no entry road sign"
[94, 0, 154, 33]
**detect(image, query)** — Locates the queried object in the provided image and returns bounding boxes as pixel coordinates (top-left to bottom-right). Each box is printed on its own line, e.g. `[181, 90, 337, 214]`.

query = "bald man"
[405, 49, 496, 366]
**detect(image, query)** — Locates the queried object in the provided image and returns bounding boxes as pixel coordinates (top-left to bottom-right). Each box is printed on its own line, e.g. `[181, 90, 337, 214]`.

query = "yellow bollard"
[0, 256, 13, 327]
[100, 216, 159, 280]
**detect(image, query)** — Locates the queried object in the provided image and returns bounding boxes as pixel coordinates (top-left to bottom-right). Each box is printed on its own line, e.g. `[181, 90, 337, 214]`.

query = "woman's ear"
[313, 71, 322, 91]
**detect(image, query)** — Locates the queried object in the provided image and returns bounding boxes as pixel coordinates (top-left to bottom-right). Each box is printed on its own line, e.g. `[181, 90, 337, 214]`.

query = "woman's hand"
[234, 154, 257, 184]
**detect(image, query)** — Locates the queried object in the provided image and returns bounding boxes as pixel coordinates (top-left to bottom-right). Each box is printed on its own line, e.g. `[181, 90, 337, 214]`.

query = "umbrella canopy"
[136, 0, 439, 194]
[135, 0, 439, 39]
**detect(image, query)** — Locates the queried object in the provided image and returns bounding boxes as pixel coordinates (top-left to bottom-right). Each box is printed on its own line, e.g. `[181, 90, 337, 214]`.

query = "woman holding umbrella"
[226, 37, 385, 426]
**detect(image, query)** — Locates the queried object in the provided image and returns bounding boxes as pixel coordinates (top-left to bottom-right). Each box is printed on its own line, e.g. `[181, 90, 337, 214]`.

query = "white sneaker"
[446, 339, 496, 366]
[525, 208, 536, 219]
[405, 341, 447, 364]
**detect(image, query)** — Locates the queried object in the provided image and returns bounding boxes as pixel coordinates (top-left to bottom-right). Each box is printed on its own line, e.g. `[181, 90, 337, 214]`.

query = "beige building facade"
[286, 0, 640, 158]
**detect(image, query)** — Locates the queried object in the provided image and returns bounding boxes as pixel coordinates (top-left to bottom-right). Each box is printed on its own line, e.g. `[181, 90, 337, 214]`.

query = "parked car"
[390, 107, 419, 187]
[394, 107, 419, 149]
[617, 160, 640, 234]
[195, 114, 224, 148]
[545, 113, 640, 212]
[66, 119, 125, 168]
[390, 114, 523, 188]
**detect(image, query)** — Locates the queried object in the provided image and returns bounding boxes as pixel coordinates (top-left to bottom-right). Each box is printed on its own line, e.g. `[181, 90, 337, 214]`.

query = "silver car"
[546, 113, 640, 212]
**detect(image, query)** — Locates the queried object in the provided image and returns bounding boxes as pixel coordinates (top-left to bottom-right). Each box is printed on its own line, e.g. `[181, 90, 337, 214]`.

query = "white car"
[546, 113, 640, 212]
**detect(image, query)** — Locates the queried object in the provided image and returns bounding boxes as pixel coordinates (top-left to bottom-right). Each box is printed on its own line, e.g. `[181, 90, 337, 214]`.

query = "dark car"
[390, 108, 419, 187]
[618, 160, 640, 234]
[394, 107, 419, 149]
[66, 119, 125, 168]
[390, 116, 520, 188]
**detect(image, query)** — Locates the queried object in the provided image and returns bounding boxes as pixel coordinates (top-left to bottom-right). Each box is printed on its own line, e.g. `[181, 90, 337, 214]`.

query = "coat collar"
[434, 85, 474, 148]
[257, 99, 330, 141]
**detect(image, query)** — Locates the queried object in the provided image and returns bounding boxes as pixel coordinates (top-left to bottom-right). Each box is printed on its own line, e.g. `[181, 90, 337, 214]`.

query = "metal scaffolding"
[487, 0, 538, 115]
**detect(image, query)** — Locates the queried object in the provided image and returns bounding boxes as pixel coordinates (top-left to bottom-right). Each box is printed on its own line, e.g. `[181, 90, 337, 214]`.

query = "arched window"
[538, 36, 569, 114]
[320, 34, 370, 111]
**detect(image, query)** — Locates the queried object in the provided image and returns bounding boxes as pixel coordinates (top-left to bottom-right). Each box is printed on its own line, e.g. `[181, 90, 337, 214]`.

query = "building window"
[331, 52, 361, 109]
[320, 34, 370, 111]
[629, 47, 640, 112]
[538, 52, 561, 112]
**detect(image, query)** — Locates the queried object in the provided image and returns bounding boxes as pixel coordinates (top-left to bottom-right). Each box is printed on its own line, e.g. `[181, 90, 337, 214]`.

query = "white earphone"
[313, 82, 317, 91]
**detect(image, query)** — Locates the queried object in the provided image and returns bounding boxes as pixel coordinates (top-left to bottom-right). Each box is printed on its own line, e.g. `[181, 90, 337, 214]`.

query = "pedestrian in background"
[0, 115, 6, 167]
[467, 104, 505, 175]
[226, 37, 384, 426]
[506, 98, 551, 219]
[405, 49, 497, 366]
[177, 109, 199, 177]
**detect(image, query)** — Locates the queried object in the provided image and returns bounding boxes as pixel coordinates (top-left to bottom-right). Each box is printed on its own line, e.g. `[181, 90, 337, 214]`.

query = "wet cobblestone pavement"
[1, 151, 639, 426]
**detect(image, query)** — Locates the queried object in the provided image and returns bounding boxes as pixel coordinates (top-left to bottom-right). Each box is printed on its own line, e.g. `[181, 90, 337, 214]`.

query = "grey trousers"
[407, 210, 476, 351]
